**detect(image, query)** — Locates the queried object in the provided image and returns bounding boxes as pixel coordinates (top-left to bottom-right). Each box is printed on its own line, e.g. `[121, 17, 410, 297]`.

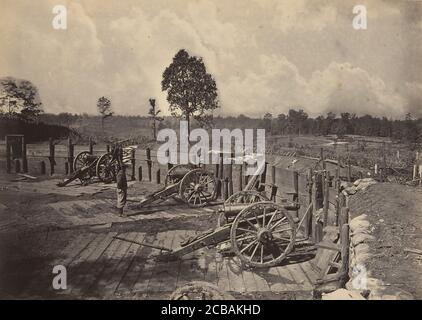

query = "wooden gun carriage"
[117, 159, 314, 268]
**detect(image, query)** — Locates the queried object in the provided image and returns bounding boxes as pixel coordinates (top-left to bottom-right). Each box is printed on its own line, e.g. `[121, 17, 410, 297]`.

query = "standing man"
[115, 146, 128, 216]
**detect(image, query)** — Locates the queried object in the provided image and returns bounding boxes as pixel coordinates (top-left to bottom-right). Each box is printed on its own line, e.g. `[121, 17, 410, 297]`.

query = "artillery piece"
[137, 166, 217, 208]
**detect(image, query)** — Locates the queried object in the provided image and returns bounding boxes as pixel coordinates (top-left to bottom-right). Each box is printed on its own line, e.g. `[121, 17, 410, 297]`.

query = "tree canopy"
[161, 49, 219, 132]
[0, 78, 43, 120]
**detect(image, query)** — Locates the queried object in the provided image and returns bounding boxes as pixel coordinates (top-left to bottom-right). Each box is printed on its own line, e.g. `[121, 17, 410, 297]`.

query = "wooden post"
[146, 148, 152, 182]
[315, 221, 323, 243]
[293, 171, 299, 218]
[238, 164, 243, 192]
[324, 175, 330, 226]
[131, 149, 136, 181]
[67, 137, 74, 174]
[138, 165, 143, 181]
[340, 224, 350, 278]
[14, 159, 21, 173]
[22, 136, 28, 173]
[106, 144, 110, 153]
[40, 161, 46, 175]
[315, 173, 324, 209]
[312, 175, 318, 241]
[156, 169, 161, 184]
[5, 136, 11, 173]
[339, 207, 349, 228]
[223, 177, 229, 201]
[215, 179, 222, 199]
[65, 162, 69, 175]
[228, 179, 233, 197]
[271, 165, 276, 185]
[228, 152, 233, 183]
[219, 153, 224, 179]
[49, 138, 55, 175]
[89, 137, 94, 154]
[215, 163, 220, 179]
[320, 147, 326, 169]
[347, 160, 352, 182]
[413, 165, 417, 181]
[306, 168, 313, 238]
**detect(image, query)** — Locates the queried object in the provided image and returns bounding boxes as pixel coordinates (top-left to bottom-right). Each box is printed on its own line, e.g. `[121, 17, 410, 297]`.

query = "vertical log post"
[340, 223, 350, 278]
[305, 168, 313, 238]
[146, 148, 152, 182]
[156, 169, 161, 184]
[347, 160, 352, 182]
[271, 165, 276, 185]
[323, 174, 330, 227]
[65, 162, 69, 175]
[89, 137, 94, 155]
[22, 136, 28, 173]
[313, 173, 324, 242]
[106, 144, 110, 153]
[339, 207, 350, 229]
[293, 171, 299, 219]
[14, 159, 21, 173]
[320, 147, 326, 170]
[67, 137, 74, 174]
[40, 161, 46, 175]
[49, 138, 55, 175]
[219, 152, 224, 180]
[238, 164, 243, 192]
[138, 165, 143, 181]
[223, 177, 229, 201]
[228, 179, 233, 197]
[131, 149, 136, 181]
[5, 136, 11, 173]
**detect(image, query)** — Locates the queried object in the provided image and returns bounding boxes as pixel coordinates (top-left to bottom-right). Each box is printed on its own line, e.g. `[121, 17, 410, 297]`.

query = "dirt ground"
[0, 173, 316, 300]
[348, 183, 422, 298]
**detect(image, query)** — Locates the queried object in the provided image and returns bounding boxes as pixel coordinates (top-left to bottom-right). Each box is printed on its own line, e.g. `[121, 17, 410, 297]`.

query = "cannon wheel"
[179, 168, 216, 207]
[165, 164, 196, 186]
[217, 191, 269, 227]
[73, 151, 95, 183]
[230, 202, 296, 268]
[96, 153, 117, 183]
[73, 151, 92, 172]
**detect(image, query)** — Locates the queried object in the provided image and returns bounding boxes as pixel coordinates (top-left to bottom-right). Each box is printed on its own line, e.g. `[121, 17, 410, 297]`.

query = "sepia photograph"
[0, 0, 421, 304]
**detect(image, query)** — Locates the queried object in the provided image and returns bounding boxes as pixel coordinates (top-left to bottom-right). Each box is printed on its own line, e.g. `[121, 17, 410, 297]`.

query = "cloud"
[221, 57, 407, 118]
[0, 0, 420, 119]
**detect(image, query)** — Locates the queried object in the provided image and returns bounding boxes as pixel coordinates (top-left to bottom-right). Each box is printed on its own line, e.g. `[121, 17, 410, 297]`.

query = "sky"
[0, 0, 421, 119]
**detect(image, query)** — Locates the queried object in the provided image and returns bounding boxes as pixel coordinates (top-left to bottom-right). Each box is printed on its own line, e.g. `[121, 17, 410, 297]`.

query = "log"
[146, 148, 152, 182]
[340, 224, 350, 278]
[156, 169, 161, 184]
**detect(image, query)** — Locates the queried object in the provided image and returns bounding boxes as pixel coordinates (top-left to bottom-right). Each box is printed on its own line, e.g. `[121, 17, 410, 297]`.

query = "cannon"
[58, 145, 134, 187]
[116, 157, 313, 268]
[138, 166, 217, 208]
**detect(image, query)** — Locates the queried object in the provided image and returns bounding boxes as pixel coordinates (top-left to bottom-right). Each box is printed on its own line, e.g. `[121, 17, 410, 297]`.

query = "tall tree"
[0, 78, 43, 119]
[97, 96, 113, 131]
[161, 49, 219, 135]
[148, 98, 164, 139]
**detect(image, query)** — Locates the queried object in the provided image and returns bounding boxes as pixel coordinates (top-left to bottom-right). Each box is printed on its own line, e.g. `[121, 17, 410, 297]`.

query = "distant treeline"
[3, 110, 422, 146]
[212, 110, 422, 146]
[0, 116, 76, 143]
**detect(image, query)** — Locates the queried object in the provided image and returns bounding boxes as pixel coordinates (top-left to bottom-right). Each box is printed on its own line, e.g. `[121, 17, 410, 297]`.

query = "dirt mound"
[348, 183, 422, 298]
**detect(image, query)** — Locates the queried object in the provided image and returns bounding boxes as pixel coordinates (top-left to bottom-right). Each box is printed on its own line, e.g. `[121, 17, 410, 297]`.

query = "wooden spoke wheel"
[165, 164, 196, 186]
[218, 191, 269, 227]
[73, 151, 92, 171]
[179, 168, 216, 207]
[96, 153, 117, 183]
[73, 151, 96, 183]
[230, 202, 296, 268]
